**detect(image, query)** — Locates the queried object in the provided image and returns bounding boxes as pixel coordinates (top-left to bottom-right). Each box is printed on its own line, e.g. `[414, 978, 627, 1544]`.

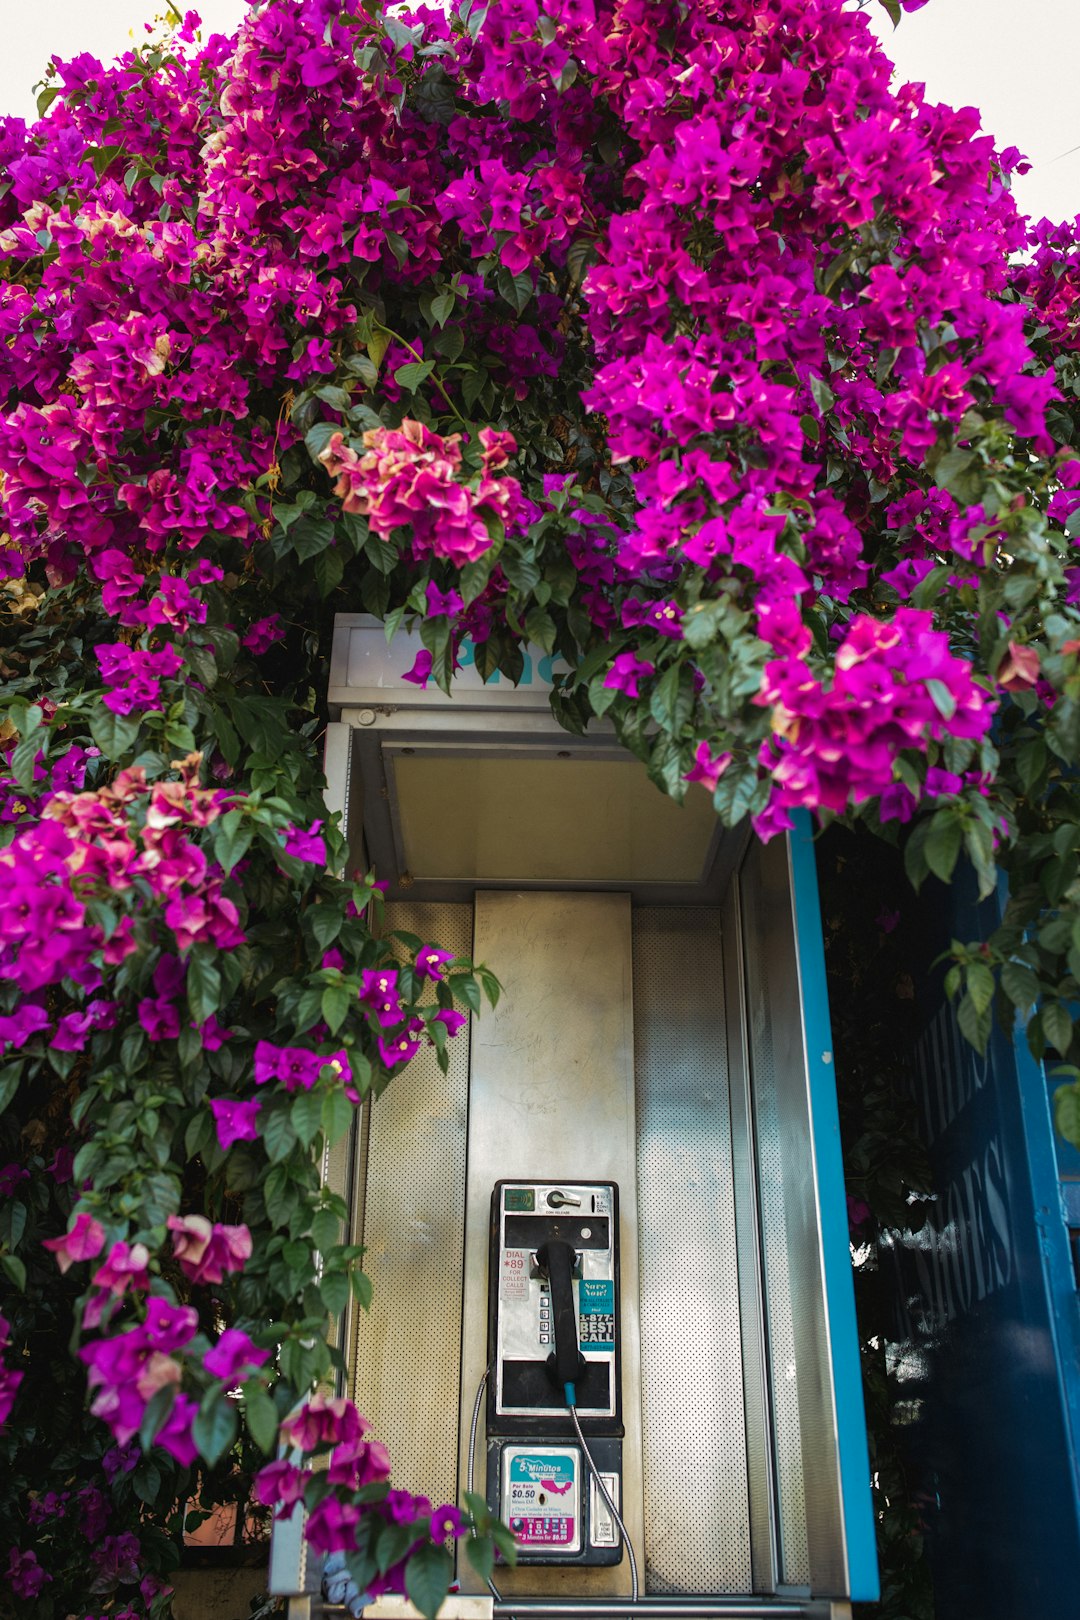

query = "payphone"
[485, 1180, 630, 1574]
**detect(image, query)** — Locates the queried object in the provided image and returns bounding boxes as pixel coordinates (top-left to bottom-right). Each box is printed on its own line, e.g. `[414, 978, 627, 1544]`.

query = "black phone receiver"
[535, 1238, 587, 1389]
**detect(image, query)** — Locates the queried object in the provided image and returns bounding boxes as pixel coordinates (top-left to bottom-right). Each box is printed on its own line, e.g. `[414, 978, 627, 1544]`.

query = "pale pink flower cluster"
[319, 419, 520, 566]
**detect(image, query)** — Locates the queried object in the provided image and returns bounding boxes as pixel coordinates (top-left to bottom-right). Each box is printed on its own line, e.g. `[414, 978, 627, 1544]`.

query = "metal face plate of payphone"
[487, 1181, 622, 1566]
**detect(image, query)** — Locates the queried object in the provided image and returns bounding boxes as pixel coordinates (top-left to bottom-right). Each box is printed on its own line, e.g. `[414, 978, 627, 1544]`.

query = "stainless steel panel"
[351, 901, 473, 1514]
[632, 908, 752, 1595]
[460, 892, 644, 1597]
[739, 836, 849, 1594]
[738, 847, 811, 1588]
[721, 885, 778, 1594]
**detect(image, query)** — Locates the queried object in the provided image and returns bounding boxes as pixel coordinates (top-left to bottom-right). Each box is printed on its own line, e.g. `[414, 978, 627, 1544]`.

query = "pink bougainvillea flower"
[280, 1394, 365, 1453]
[155, 1392, 199, 1468]
[683, 742, 732, 793]
[415, 944, 454, 981]
[254, 1458, 311, 1517]
[92, 1241, 151, 1298]
[327, 1435, 392, 1489]
[432, 1008, 467, 1040]
[142, 1297, 199, 1352]
[303, 1496, 364, 1555]
[401, 648, 433, 687]
[996, 640, 1040, 692]
[603, 652, 655, 699]
[359, 967, 402, 1028]
[42, 1212, 106, 1274]
[253, 1039, 324, 1091]
[167, 1214, 251, 1284]
[282, 820, 327, 863]
[377, 1029, 422, 1068]
[203, 1328, 270, 1381]
[210, 1096, 262, 1149]
[7, 1547, 50, 1600]
[242, 614, 285, 654]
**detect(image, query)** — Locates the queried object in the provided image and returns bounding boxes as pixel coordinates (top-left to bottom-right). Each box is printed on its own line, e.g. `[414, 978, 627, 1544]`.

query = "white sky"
[1, 1, 1079, 227]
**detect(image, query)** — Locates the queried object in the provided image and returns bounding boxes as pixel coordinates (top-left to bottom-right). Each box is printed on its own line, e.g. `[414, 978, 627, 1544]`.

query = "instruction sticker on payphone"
[486, 1181, 623, 1567]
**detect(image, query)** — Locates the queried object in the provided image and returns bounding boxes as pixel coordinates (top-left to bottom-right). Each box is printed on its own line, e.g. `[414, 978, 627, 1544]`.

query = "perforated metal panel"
[633, 908, 752, 1594]
[738, 864, 811, 1589]
[351, 902, 472, 1512]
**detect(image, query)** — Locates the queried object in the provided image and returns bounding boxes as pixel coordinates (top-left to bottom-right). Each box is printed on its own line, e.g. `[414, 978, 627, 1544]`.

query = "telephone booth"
[269, 614, 877, 1620]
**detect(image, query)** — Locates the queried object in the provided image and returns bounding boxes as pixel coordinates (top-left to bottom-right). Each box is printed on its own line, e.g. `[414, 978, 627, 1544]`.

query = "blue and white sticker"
[504, 1447, 580, 1552]
[578, 1278, 615, 1348]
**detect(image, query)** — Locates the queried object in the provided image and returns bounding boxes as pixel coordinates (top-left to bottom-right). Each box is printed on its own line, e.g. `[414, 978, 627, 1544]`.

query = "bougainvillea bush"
[3, 0, 1080, 1612]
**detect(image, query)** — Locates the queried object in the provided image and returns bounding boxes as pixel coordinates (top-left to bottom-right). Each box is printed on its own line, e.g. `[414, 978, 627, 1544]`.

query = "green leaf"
[187, 951, 222, 1026]
[315, 544, 345, 597]
[966, 962, 995, 1016]
[89, 707, 141, 761]
[404, 1543, 453, 1620]
[263, 1106, 299, 1163]
[315, 384, 352, 412]
[214, 809, 254, 875]
[448, 973, 481, 1015]
[430, 289, 456, 327]
[460, 555, 494, 606]
[0, 1063, 22, 1115]
[290, 516, 335, 561]
[1001, 959, 1039, 1010]
[957, 991, 990, 1054]
[808, 373, 835, 414]
[477, 967, 501, 1010]
[133, 1458, 162, 1506]
[345, 353, 380, 388]
[321, 981, 352, 1035]
[0, 1255, 25, 1292]
[351, 1268, 374, 1310]
[140, 1383, 178, 1450]
[466, 1535, 495, 1583]
[924, 812, 963, 883]
[305, 903, 344, 953]
[934, 446, 985, 506]
[305, 421, 338, 463]
[713, 761, 760, 827]
[185, 1108, 214, 1161]
[495, 267, 534, 314]
[926, 679, 957, 722]
[10, 728, 42, 793]
[310, 1205, 341, 1252]
[1042, 1000, 1074, 1054]
[963, 818, 997, 900]
[291, 1087, 324, 1147]
[1016, 737, 1048, 795]
[244, 1388, 279, 1455]
[1053, 1080, 1080, 1150]
[320, 1269, 350, 1316]
[193, 1391, 239, 1468]
[377, 1517, 419, 1575]
[524, 605, 556, 654]
[394, 359, 436, 391]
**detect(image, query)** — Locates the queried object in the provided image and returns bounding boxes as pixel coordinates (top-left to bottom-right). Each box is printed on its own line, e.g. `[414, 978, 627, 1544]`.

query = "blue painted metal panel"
[789, 813, 880, 1602]
[880, 865, 1080, 1619]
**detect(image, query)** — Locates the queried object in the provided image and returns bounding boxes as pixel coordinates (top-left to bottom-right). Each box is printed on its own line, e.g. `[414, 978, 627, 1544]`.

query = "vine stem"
[375, 323, 470, 430]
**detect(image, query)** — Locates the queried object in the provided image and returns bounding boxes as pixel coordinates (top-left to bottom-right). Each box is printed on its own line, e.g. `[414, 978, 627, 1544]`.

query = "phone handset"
[535, 1238, 586, 1390]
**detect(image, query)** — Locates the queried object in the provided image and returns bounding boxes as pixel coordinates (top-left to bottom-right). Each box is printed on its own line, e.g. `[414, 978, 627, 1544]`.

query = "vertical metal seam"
[725, 875, 779, 1594]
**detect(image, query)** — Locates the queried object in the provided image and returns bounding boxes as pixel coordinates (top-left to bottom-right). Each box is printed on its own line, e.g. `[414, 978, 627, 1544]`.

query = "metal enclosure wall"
[350, 901, 474, 1513]
[325, 866, 875, 1603]
[459, 891, 644, 1598]
[632, 908, 752, 1593]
